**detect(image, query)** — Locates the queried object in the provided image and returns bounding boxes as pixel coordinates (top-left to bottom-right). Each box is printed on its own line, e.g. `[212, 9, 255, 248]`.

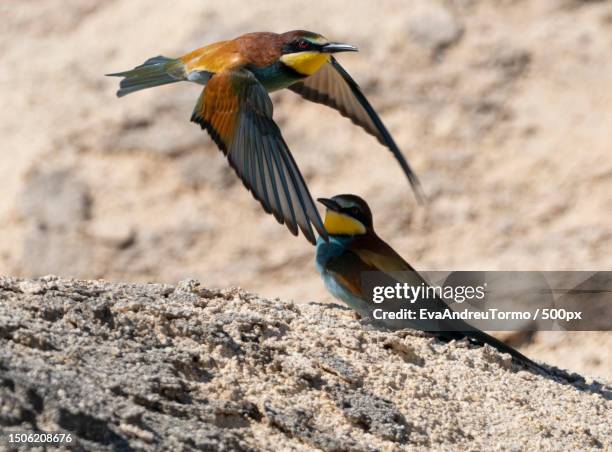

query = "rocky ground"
[1, 1, 611, 378]
[0, 277, 610, 451]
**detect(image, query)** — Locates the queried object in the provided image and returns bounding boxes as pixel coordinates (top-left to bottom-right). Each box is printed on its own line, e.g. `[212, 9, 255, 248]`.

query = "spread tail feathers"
[107, 56, 184, 97]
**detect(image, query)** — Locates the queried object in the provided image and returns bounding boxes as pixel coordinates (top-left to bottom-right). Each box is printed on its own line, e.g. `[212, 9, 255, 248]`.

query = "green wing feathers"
[107, 56, 185, 97]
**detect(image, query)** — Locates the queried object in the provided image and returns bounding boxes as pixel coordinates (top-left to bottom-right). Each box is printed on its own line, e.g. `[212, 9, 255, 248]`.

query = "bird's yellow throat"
[323, 211, 366, 235]
[280, 52, 330, 76]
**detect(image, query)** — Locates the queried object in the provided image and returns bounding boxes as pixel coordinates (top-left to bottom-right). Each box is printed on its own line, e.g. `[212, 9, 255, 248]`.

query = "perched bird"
[107, 30, 423, 244]
[316, 194, 546, 371]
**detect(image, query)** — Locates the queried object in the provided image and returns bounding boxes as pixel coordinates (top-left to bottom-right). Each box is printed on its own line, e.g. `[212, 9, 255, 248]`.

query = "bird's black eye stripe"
[292, 39, 312, 52]
[282, 39, 325, 54]
[293, 39, 319, 52]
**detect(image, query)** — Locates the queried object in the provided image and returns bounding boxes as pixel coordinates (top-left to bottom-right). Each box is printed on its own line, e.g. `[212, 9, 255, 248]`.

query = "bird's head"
[317, 194, 373, 236]
[279, 30, 358, 76]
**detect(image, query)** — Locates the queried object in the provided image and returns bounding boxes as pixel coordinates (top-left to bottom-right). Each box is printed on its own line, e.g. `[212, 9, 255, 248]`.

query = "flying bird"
[316, 194, 546, 372]
[108, 31, 424, 244]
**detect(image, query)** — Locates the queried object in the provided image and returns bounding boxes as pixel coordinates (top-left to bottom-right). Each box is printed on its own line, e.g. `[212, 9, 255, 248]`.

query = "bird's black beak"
[321, 42, 358, 53]
[317, 198, 341, 212]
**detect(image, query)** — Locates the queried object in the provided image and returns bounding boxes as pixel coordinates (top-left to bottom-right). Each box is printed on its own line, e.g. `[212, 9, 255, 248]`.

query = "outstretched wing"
[289, 57, 425, 202]
[191, 68, 326, 244]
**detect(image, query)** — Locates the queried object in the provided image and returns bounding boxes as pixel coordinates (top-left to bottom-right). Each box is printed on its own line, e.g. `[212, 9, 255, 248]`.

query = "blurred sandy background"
[1, 0, 610, 379]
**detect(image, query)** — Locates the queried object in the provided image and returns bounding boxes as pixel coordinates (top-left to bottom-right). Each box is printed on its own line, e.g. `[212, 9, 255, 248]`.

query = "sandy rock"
[19, 168, 91, 229]
[177, 151, 237, 190]
[0, 277, 609, 450]
[18, 168, 93, 277]
[21, 226, 93, 278]
[407, 3, 464, 56]
[87, 218, 136, 249]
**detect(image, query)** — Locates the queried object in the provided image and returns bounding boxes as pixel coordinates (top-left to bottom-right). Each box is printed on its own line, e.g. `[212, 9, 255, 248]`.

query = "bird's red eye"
[298, 40, 308, 49]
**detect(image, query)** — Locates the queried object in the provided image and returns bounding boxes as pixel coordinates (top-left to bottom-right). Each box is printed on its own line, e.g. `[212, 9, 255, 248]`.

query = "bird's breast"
[249, 62, 306, 92]
[316, 237, 383, 317]
[320, 267, 372, 315]
[316, 237, 346, 271]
